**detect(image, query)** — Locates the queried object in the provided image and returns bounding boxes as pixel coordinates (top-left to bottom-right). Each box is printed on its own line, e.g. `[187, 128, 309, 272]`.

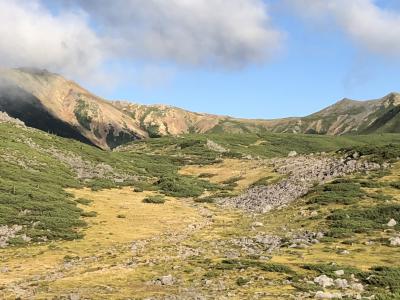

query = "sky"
[1, 0, 400, 119]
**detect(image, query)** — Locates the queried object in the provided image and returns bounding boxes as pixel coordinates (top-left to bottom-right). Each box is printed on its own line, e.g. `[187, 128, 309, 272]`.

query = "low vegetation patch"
[307, 179, 365, 206]
[142, 195, 166, 204]
[327, 204, 400, 237]
[215, 259, 294, 274]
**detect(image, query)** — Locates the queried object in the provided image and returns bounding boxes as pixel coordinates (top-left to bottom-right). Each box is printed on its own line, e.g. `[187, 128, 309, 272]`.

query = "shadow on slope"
[0, 81, 95, 146]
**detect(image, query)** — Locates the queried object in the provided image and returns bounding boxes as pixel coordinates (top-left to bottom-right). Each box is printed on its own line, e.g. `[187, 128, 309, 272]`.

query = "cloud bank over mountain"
[0, 0, 283, 81]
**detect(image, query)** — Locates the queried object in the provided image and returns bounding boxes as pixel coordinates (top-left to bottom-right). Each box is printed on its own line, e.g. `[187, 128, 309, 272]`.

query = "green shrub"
[236, 277, 250, 286]
[80, 211, 97, 217]
[215, 259, 293, 274]
[389, 181, 400, 189]
[142, 195, 166, 204]
[198, 173, 215, 178]
[326, 204, 400, 237]
[222, 176, 243, 185]
[194, 196, 215, 203]
[75, 198, 92, 206]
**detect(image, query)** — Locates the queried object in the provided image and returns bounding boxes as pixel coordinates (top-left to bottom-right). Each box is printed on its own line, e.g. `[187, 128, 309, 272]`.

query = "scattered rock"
[206, 139, 228, 153]
[334, 270, 345, 276]
[0, 111, 25, 126]
[389, 236, 400, 246]
[0, 225, 23, 248]
[314, 275, 334, 288]
[335, 278, 349, 289]
[219, 154, 381, 213]
[350, 283, 364, 292]
[69, 293, 80, 300]
[160, 275, 175, 286]
[288, 151, 298, 157]
[252, 222, 264, 227]
[315, 291, 342, 299]
[387, 219, 397, 227]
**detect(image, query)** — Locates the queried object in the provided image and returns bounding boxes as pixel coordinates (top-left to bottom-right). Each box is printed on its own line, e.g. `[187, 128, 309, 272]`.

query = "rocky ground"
[219, 153, 382, 213]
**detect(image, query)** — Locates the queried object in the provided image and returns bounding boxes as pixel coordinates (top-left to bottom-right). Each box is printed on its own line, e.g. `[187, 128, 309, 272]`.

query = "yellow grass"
[0, 187, 200, 299]
[179, 158, 276, 191]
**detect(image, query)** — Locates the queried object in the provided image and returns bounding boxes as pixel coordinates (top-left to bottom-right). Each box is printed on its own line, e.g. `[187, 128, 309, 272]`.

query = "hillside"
[1, 114, 400, 299]
[1, 68, 400, 150]
[115, 92, 400, 136]
[0, 68, 147, 150]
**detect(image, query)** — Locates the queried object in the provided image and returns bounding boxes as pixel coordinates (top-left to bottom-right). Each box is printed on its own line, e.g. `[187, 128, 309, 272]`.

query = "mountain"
[0, 68, 147, 149]
[114, 92, 400, 136]
[1, 68, 400, 149]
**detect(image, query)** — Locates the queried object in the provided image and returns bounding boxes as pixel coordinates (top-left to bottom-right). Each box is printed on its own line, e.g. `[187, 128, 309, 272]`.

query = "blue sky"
[3, 0, 400, 119]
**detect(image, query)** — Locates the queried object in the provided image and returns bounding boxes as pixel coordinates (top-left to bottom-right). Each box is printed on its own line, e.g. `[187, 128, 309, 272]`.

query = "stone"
[314, 275, 334, 288]
[390, 236, 400, 246]
[160, 275, 175, 286]
[252, 222, 264, 227]
[69, 294, 80, 300]
[315, 291, 342, 299]
[334, 270, 345, 276]
[350, 283, 364, 292]
[288, 151, 298, 157]
[334, 278, 348, 289]
[387, 219, 397, 227]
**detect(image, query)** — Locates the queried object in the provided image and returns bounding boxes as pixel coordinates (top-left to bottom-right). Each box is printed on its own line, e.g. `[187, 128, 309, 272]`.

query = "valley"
[1, 113, 400, 299]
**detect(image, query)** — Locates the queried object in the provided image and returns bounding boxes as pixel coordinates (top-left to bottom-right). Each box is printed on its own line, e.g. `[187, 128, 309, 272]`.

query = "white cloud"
[75, 0, 284, 68]
[0, 0, 284, 83]
[285, 0, 400, 57]
[0, 0, 103, 80]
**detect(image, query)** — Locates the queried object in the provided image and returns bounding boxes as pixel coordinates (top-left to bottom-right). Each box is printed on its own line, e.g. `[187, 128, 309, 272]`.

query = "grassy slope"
[2, 122, 400, 298]
[3, 121, 400, 245]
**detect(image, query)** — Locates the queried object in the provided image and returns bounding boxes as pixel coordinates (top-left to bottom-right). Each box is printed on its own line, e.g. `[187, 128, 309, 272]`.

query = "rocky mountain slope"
[115, 92, 400, 136]
[0, 68, 147, 149]
[1, 68, 400, 149]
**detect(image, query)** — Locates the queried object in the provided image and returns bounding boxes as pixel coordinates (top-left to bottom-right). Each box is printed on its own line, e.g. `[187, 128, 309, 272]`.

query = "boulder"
[334, 270, 344, 276]
[334, 278, 349, 289]
[314, 275, 334, 288]
[160, 274, 175, 286]
[390, 236, 400, 246]
[387, 219, 397, 227]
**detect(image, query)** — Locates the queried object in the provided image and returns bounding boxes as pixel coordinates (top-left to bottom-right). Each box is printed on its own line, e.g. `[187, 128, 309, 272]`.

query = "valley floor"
[1, 160, 400, 299]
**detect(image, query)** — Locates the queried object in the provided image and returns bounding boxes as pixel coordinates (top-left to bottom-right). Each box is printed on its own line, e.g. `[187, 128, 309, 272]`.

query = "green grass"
[120, 132, 400, 160]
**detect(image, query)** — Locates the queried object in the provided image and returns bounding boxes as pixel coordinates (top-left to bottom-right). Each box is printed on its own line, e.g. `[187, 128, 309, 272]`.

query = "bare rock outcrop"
[0, 111, 25, 126]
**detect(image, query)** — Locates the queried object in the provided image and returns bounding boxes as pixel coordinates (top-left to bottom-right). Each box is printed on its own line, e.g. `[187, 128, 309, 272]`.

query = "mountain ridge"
[1, 67, 399, 149]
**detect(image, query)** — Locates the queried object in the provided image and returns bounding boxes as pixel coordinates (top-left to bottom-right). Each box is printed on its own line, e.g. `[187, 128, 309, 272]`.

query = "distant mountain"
[0, 68, 399, 149]
[0, 68, 147, 149]
[114, 92, 400, 136]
